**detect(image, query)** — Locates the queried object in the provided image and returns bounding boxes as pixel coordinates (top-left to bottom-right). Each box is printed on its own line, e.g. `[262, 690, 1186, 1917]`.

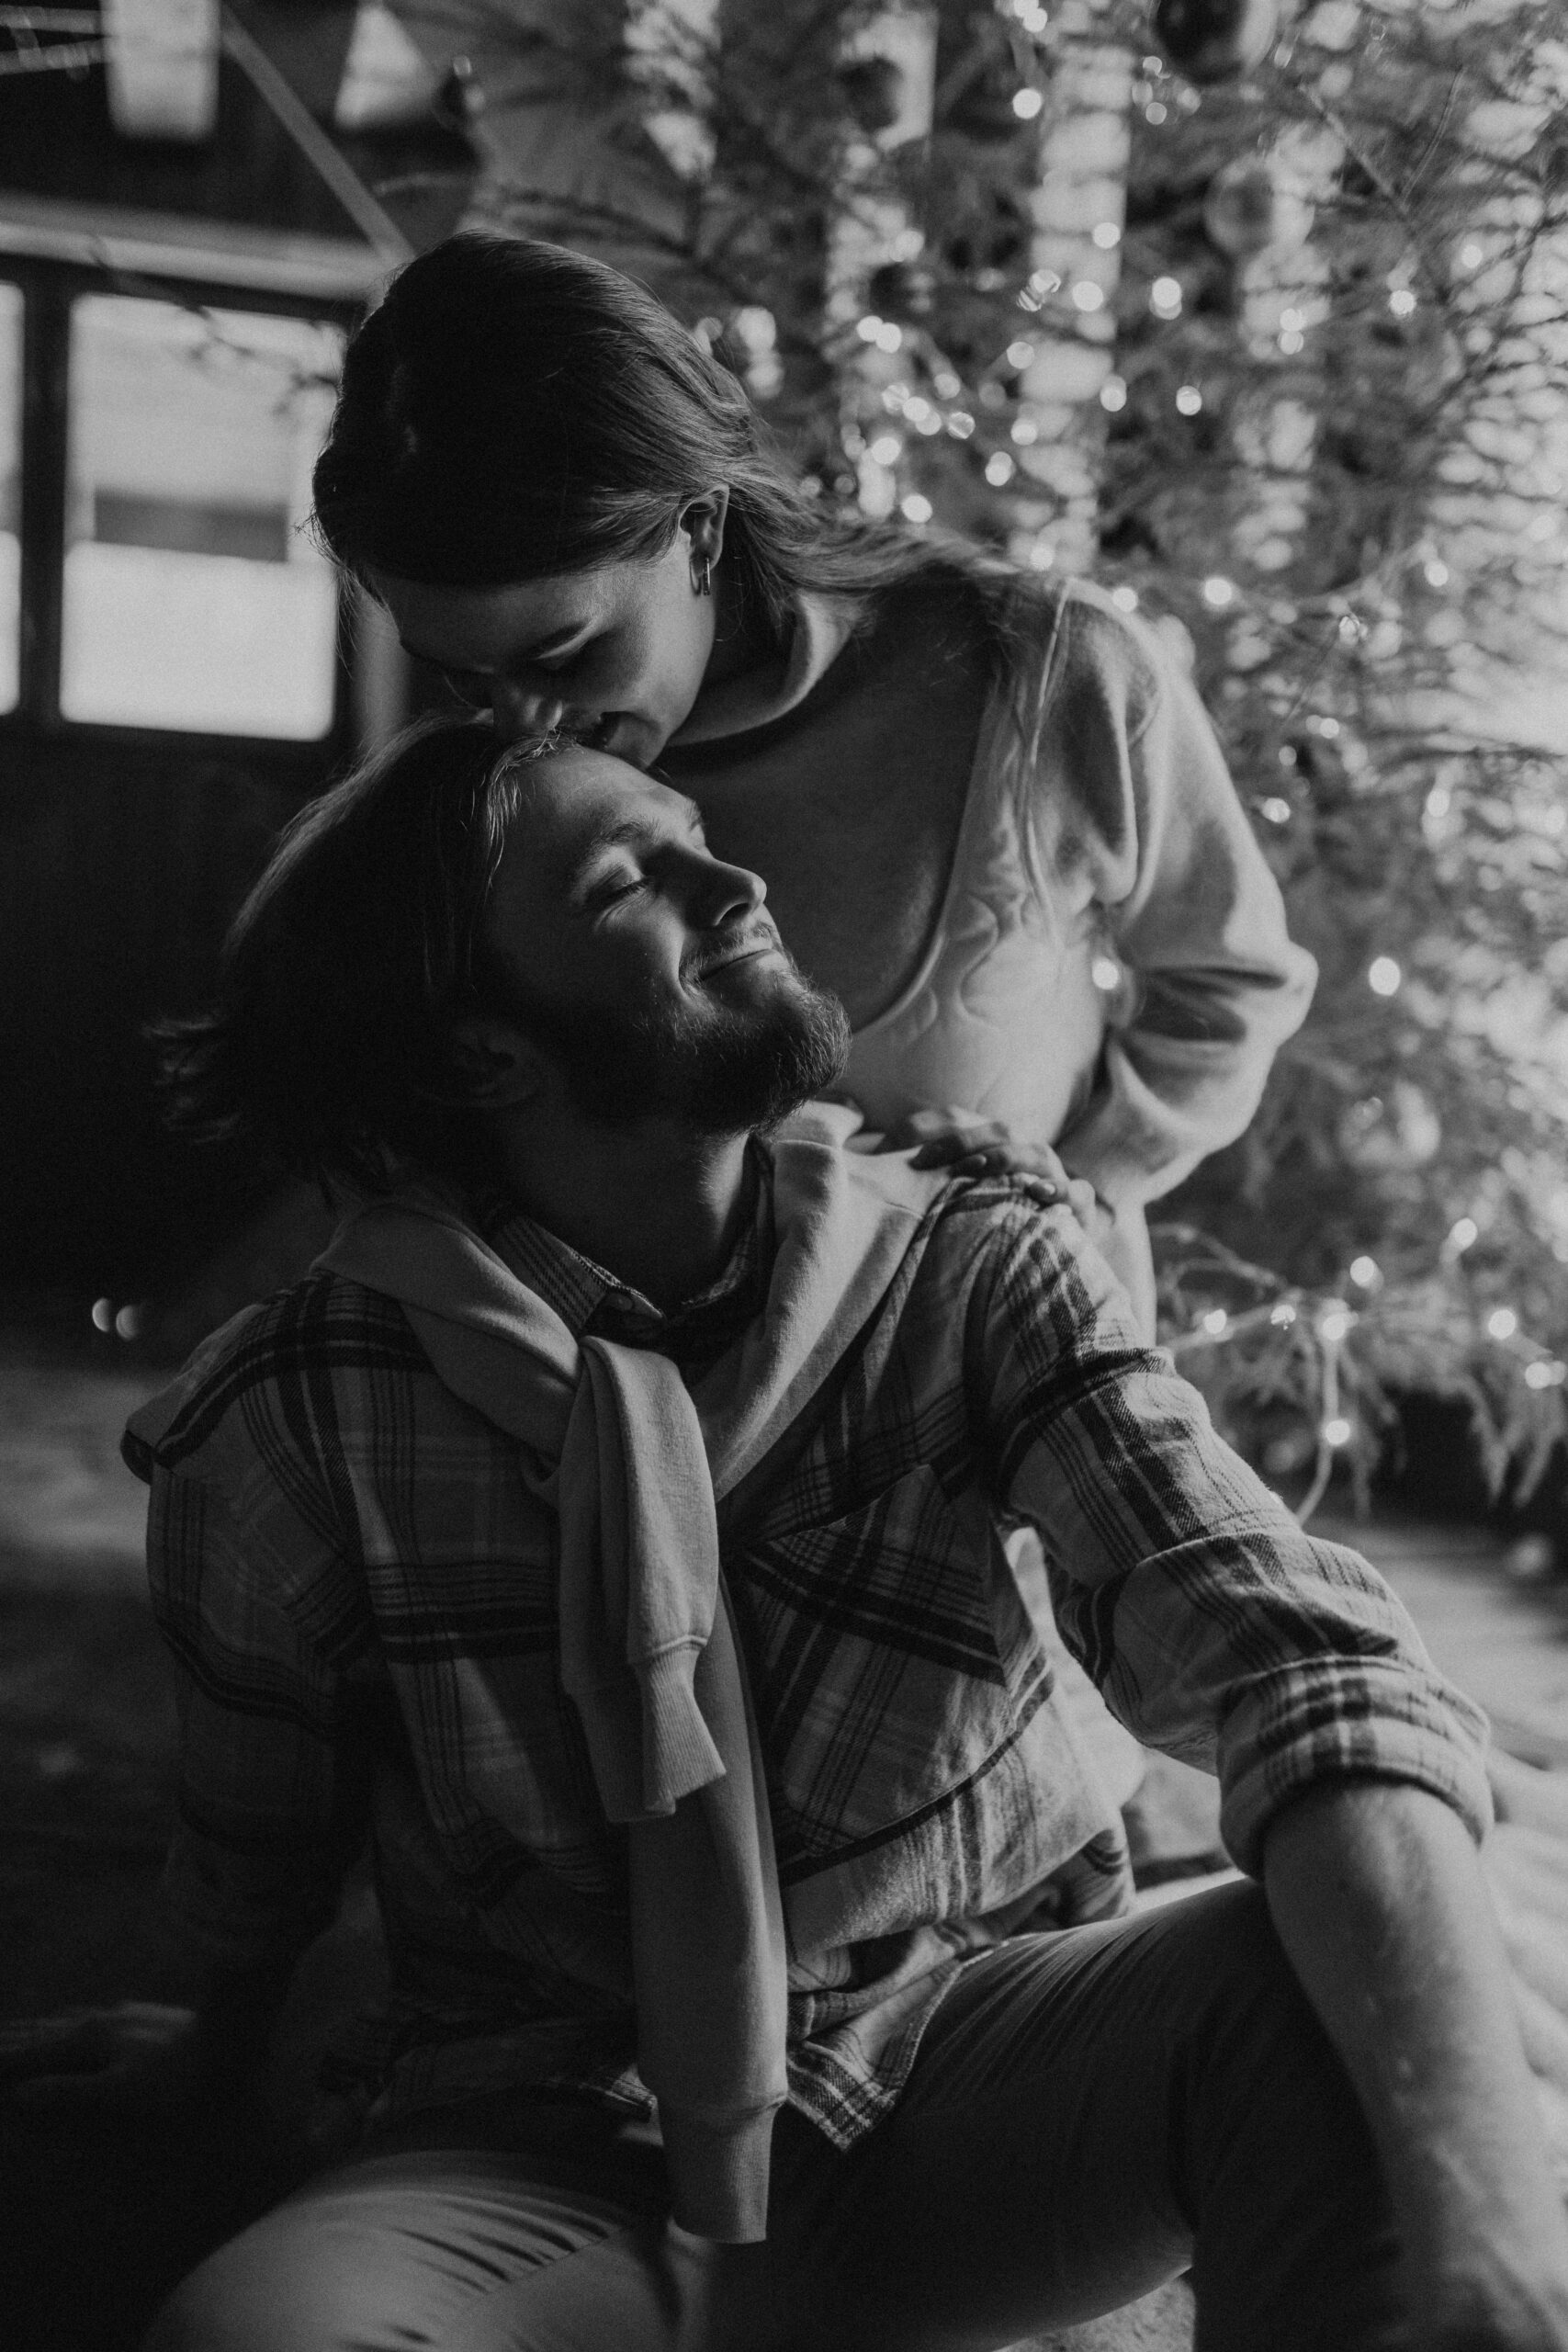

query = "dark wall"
[1, 727, 334, 1299]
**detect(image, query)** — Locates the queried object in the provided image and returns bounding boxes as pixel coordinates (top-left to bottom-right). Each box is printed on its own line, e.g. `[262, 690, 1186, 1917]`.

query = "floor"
[2, 1344, 1565, 2351]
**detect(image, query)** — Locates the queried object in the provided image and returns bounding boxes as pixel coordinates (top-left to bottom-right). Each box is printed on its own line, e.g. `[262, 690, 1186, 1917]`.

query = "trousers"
[143, 1881, 1406, 2352]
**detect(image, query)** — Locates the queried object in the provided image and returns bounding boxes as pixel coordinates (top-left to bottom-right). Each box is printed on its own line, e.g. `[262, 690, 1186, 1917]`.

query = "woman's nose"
[491, 675, 567, 743]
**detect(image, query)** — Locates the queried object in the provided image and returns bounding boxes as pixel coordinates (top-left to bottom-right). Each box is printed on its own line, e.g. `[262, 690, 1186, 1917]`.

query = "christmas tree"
[427, 0, 1568, 1522]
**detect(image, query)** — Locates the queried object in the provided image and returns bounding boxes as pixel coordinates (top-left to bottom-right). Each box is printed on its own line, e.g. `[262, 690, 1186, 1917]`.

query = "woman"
[312, 231, 1316, 1335]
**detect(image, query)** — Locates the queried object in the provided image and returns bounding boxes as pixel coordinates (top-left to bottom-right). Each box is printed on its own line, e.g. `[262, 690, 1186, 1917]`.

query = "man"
[15, 719, 1568, 2350]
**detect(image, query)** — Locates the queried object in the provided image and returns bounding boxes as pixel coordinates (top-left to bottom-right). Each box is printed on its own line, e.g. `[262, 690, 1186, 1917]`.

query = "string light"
[1323, 1416, 1353, 1448]
[1012, 86, 1044, 119]
[868, 433, 901, 464]
[1487, 1307, 1518, 1341]
[1388, 288, 1416, 317]
[1011, 415, 1040, 445]
[1150, 277, 1183, 320]
[1458, 240, 1483, 270]
[1424, 557, 1450, 586]
[1317, 1305, 1353, 1345]
[1071, 282, 1106, 312]
[1260, 797, 1291, 822]
[1100, 376, 1127, 412]
[1201, 575, 1236, 607]
[985, 451, 1016, 485]
[1110, 585, 1139, 612]
[1006, 339, 1036, 368]
[1092, 222, 1122, 249]
[1202, 1307, 1229, 1336]
[1348, 1256, 1381, 1290]
[1091, 955, 1122, 989]
[1525, 1360, 1567, 1389]
[1446, 1216, 1479, 1255]
[1175, 384, 1202, 414]
[1368, 957, 1402, 997]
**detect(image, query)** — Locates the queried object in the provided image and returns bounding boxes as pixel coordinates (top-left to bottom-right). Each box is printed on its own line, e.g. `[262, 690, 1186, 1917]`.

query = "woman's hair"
[157, 718, 537, 1195]
[311, 232, 997, 651]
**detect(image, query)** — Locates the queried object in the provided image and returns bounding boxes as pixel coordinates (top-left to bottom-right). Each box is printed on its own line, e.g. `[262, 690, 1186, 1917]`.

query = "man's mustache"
[684, 921, 786, 981]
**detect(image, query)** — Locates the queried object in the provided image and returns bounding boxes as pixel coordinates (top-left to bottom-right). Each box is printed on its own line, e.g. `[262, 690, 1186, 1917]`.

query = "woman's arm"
[1265, 1779, 1568, 2349]
[1030, 589, 1316, 1210]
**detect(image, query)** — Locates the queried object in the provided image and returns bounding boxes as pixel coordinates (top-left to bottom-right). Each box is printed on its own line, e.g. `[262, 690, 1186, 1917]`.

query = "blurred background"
[1, 0, 1566, 2342]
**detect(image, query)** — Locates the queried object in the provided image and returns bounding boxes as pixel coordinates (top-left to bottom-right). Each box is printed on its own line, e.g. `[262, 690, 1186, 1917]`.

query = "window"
[61, 296, 344, 739]
[0, 283, 19, 715]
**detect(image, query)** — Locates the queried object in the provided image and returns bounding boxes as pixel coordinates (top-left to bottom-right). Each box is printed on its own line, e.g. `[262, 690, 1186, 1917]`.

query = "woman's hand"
[0, 2001, 227, 2120]
[888, 1109, 1104, 1227]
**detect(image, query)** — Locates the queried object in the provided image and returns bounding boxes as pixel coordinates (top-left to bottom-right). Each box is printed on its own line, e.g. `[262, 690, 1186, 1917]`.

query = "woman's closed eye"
[440, 648, 584, 707]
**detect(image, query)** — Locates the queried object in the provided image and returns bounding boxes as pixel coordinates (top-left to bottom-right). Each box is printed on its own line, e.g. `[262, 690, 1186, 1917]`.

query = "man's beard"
[505, 951, 851, 1136]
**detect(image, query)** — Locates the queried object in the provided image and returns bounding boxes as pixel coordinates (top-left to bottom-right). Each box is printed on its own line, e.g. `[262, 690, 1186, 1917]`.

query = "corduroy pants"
[143, 1881, 1404, 2352]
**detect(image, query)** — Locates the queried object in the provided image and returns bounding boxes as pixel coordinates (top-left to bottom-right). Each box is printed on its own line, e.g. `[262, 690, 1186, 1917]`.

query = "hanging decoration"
[1150, 0, 1280, 85]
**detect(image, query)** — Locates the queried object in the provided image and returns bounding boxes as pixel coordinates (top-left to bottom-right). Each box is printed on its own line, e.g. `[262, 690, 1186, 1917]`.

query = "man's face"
[480, 746, 848, 1133]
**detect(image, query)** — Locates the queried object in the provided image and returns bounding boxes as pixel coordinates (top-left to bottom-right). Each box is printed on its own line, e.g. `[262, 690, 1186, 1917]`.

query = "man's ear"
[681, 485, 731, 568]
[439, 1016, 550, 1112]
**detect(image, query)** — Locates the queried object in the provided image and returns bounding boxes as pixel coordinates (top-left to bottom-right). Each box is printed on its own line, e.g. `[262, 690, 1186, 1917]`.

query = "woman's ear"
[438, 1016, 547, 1112]
[681, 486, 731, 570]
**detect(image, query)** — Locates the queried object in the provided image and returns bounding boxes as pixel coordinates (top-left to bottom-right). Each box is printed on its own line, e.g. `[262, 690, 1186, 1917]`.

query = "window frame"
[1, 254, 360, 763]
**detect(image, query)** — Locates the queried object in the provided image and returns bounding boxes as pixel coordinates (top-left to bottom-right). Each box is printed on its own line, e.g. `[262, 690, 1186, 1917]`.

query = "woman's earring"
[692, 551, 713, 597]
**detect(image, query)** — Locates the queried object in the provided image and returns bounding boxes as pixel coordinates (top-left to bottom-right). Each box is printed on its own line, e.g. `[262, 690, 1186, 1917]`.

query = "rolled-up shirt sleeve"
[1031, 590, 1317, 1209]
[145, 1465, 361, 1973]
[974, 1193, 1492, 1873]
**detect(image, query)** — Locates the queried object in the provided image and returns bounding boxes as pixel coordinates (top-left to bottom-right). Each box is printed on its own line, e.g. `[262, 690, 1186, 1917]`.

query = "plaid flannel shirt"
[124, 1159, 1491, 2153]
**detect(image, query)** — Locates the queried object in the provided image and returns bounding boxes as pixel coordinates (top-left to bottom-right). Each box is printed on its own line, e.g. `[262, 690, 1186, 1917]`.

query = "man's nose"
[690, 852, 766, 930]
[491, 674, 568, 743]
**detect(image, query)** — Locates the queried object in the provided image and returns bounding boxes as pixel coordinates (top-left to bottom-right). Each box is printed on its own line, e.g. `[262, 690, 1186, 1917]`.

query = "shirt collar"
[475, 1144, 775, 1351]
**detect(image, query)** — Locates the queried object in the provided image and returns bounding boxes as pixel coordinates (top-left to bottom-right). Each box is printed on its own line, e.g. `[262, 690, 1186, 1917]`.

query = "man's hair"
[158, 718, 539, 1194]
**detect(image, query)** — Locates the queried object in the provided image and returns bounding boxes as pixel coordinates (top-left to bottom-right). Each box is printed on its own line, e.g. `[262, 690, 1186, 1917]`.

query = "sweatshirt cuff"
[659, 2102, 782, 2244]
[638, 1644, 727, 1817]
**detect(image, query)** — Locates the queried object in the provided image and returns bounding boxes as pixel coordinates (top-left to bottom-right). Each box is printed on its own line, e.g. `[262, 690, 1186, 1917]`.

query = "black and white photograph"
[2, 3, 1568, 2346]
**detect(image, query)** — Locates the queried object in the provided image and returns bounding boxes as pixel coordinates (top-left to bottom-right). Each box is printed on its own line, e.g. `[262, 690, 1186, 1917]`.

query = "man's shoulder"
[895, 1170, 1087, 1315]
[909, 1172, 1132, 1350]
[121, 1266, 429, 1483]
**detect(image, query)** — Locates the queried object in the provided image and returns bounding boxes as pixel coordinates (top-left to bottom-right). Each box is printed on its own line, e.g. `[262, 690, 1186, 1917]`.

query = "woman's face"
[370, 525, 719, 771]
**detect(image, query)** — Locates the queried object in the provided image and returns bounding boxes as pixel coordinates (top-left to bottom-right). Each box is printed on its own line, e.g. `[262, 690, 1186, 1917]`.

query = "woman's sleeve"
[1029, 587, 1317, 1209]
